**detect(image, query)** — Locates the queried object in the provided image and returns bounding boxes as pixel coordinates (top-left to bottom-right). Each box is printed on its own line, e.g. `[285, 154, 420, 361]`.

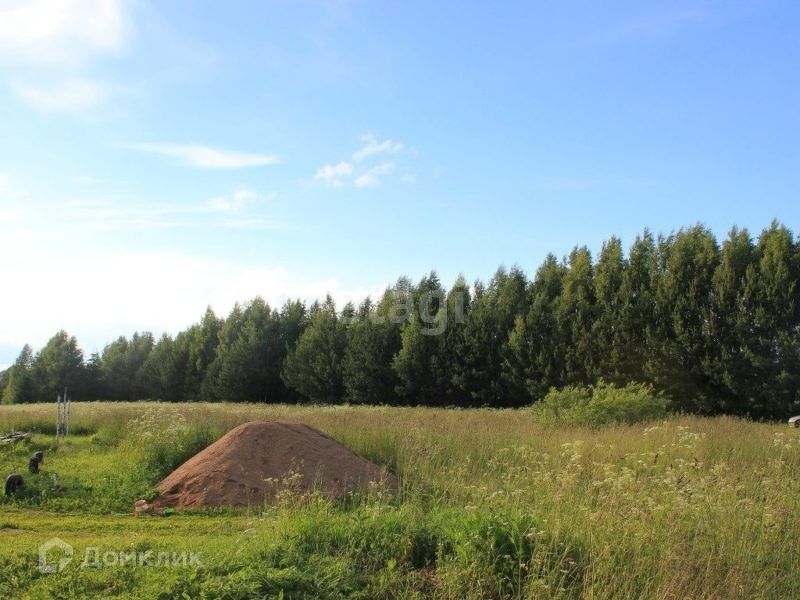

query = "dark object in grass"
[4, 474, 24, 496]
[34, 451, 44, 464]
[29, 456, 40, 474]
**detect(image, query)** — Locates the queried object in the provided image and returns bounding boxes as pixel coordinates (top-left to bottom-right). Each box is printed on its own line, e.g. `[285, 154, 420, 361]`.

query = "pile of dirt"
[150, 421, 398, 510]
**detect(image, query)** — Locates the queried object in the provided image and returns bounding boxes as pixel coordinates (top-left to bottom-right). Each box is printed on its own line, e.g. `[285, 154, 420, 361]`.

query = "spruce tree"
[505, 254, 566, 401]
[742, 222, 800, 417]
[1, 344, 36, 404]
[708, 227, 757, 413]
[203, 298, 282, 403]
[183, 307, 222, 399]
[31, 331, 85, 401]
[343, 297, 402, 405]
[592, 237, 628, 383]
[393, 273, 451, 405]
[650, 226, 720, 412]
[282, 295, 346, 403]
[556, 247, 596, 386]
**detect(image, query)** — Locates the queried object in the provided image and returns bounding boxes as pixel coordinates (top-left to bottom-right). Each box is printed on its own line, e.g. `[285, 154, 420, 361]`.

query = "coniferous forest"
[2, 222, 799, 418]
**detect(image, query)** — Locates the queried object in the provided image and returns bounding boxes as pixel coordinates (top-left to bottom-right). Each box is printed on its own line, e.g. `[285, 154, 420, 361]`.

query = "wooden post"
[65, 387, 70, 436]
[56, 393, 61, 438]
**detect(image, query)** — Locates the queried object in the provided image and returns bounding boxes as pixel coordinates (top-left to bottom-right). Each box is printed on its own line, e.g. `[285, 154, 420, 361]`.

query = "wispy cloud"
[0, 1, 133, 113]
[315, 161, 354, 187]
[353, 162, 394, 188]
[315, 134, 410, 189]
[204, 188, 276, 212]
[58, 188, 281, 231]
[0, 0, 131, 66]
[120, 143, 281, 169]
[352, 133, 403, 162]
[11, 78, 113, 112]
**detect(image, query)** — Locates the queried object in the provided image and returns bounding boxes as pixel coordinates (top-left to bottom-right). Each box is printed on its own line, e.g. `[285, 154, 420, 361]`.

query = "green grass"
[1, 402, 799, 598]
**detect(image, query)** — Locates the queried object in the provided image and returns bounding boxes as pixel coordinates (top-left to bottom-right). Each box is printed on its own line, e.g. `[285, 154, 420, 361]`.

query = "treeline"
[2, 222, 799, 418]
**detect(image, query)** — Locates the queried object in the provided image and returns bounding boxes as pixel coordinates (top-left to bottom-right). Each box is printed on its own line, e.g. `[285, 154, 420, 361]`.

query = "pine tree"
[708, 227, 757, 413]
[741, 222, 800, 417]
[138, 334, 187, 401]
[31, 331, 85, 401]
[505, 254, 566, 401]
[619, 231, 658, 385]
[556, 247, 596, 386]
[282, 295, 346, 403]
[183, 307, 222, 399]
[592, 237, 628, 383]
[457, 266, 527, 406]
[343, 297, 402, 405]
[203, 298, 283, 403]
[2, 344, 36, 404]
[393, 273, 451, 405]
[650, 226, 720, 412]
[95, 332, 154, 400]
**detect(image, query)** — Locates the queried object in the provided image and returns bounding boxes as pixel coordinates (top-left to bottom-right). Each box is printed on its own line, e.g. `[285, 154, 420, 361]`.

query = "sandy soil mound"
[150, 421, 398, 510]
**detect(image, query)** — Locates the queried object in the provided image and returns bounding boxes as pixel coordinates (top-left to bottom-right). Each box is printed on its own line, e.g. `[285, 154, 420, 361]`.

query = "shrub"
[123, 408, 221, 480]
[533, 381, 670, 426]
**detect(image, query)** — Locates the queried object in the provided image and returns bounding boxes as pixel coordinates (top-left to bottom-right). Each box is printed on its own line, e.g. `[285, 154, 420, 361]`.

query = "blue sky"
[0, 0, 798, 367]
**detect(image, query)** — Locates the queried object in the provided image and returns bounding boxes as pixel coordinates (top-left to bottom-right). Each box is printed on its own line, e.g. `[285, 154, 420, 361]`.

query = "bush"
[533, 381, 670, 426]
[123, 408, 221, 480]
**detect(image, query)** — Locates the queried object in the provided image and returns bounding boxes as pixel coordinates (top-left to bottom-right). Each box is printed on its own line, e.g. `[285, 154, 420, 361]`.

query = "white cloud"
[11, 78, 112, 112]
[204, 188, 273, 213]
[353, 162, 394, 188]
[0, 246, 383, 362]
[314, 161, 354, 186]
[315, 134, 409, 189]
[352, 133, 403, 162]
[0, 1, 133, 113]
[121, 143, 281, 169]
[29, 188, 281, 232]
[0, 0, 131, 66]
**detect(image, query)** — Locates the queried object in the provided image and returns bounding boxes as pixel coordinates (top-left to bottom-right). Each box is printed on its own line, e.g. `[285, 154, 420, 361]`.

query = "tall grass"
[1, 402, 798, 598]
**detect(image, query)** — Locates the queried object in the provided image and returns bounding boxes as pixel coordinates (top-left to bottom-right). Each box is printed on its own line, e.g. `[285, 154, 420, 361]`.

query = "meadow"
[0, 402, 798, 599]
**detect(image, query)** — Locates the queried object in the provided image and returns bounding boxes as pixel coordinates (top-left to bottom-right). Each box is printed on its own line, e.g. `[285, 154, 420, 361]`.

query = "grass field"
[1, 402, 798, 599]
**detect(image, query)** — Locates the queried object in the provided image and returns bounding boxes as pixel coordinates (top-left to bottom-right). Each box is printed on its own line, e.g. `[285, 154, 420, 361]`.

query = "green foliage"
[5, 221, 800, 418]
[393, 272, 454, 406]
[182, 307, 222, 400]
[648, 226, 721, 412]
[534, 381, 670, 426]
[343, 298, 402, 404]
[1, 345, 35, 404]
[2, 403, 799, 598]
[455, 267, 526, 406]
[282, 296, 346, 403]
[30, 331, 85, 401]
[125, 408, 220, 480]
[557, 247, 597, 386]
[202, 298, 291, 403]
[505, 254, 566, 401]
[138, 334, 187, 402]
[95, 332, 155, 400]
